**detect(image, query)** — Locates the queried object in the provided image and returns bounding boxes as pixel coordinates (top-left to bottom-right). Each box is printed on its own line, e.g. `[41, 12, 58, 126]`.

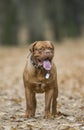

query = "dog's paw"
[52, 111, 65, 118]
[25, 111, 35, 118]
[44, 111, 53, 119]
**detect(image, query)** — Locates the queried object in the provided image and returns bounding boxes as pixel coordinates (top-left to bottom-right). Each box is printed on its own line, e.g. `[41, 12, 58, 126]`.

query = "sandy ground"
[0, 40, 84, 130]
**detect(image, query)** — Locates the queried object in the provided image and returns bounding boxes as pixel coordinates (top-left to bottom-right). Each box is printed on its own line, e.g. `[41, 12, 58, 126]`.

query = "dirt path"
[0, 43, 84, 130]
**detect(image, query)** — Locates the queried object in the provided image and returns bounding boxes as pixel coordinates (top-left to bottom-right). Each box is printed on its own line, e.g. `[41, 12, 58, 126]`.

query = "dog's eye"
[34, 48, 38, 51]
[39, 48, 45, 51]
[39, 48, 42, 51]
[48, 47, 53, 50]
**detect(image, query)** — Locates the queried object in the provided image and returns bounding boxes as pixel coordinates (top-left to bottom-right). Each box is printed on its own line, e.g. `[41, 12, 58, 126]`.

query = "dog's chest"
[30, 70, 53, 93]
[33, 82, 46, 93]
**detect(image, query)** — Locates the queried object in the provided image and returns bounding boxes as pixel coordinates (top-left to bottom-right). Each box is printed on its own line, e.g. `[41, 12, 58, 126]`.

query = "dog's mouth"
[43, 60, 51, 70]
[37, 58, 52, 70]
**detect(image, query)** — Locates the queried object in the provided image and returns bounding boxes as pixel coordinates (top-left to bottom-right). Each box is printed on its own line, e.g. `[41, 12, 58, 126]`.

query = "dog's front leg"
[25, 86, 32, 118]
[44, 89, 54, 118]
[25, 85, 36, 118]
[52, 86, 58, 117]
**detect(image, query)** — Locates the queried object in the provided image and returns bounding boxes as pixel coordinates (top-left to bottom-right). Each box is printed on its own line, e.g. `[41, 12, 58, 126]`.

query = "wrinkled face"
[30, 41, 54, 70]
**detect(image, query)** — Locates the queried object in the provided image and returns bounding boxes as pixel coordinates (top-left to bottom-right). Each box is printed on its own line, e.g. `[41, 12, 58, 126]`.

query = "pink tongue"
[43, 60, 51, 70]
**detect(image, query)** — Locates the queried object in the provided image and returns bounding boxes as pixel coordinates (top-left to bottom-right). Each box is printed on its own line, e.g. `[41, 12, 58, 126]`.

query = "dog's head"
[29, 41, 54, 70]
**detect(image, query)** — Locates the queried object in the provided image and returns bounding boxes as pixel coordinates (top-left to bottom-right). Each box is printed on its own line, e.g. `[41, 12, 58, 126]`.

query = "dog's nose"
[45, 50, 50, 55]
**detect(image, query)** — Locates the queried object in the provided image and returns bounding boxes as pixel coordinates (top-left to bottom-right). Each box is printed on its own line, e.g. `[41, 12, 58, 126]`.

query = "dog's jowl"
[23, 41, 58, 118]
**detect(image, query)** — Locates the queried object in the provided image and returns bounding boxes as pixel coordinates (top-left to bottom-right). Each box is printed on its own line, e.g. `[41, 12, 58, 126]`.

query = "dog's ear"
[50, 41, 54, 50]
[29, 41, 37, 53]
[46, 41, 54, 50]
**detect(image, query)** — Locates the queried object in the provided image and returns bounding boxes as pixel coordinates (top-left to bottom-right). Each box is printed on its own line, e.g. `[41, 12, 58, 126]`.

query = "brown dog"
[23, 41, 58, 118]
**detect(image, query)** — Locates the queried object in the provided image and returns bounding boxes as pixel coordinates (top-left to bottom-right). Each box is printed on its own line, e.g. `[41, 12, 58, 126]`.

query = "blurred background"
[0, 0, 84, 45]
